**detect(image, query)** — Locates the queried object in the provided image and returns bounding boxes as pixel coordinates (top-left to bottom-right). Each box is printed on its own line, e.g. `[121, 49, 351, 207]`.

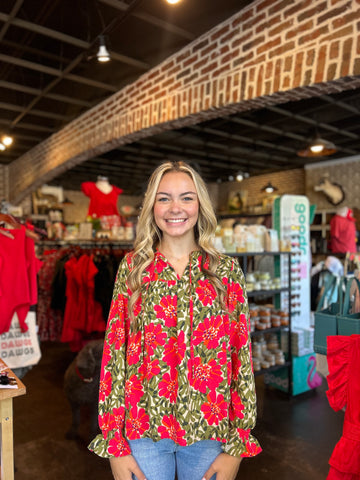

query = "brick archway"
[9, 0, 360, 203]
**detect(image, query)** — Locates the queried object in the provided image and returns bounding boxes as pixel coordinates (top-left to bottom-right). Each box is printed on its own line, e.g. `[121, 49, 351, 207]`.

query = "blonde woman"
[89, 161, 261, 480]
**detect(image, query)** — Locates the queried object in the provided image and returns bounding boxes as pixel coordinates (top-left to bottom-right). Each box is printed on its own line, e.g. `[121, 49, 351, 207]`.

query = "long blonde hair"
[127, 161, 226, 323]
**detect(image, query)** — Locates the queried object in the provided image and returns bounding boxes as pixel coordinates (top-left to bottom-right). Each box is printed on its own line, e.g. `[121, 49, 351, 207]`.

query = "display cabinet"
[229, 251, 292, 393]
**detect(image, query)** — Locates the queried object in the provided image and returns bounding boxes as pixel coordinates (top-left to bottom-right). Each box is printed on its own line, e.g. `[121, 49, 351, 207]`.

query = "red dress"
[326, 335, 360, 480]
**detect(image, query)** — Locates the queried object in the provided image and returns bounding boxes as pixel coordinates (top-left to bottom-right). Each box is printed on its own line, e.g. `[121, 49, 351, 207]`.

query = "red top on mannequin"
[329, 207, 357, 253]
[81, 177, 123, 218]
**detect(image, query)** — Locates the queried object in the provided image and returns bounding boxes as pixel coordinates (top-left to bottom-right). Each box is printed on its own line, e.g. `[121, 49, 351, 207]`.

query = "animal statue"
[64, 339, 104, 441]
[314, 176, 345, 206]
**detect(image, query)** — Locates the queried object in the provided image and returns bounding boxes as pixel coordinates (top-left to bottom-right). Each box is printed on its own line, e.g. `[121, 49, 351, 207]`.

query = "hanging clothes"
[61, 253, 106, 351]
[0, 225, 42, 334]
[37, 248, 66, 342]
[326, 335, 360, 480]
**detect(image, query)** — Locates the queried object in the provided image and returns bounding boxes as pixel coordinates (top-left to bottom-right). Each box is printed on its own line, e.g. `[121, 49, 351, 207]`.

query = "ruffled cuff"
[88, 430, 131, 458]
[223, 428, 262, 458]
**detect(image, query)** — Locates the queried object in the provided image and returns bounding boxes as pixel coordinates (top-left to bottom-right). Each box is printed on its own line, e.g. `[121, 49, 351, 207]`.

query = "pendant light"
[297, 135, 337, 157]
[261, 182, 278, 194]
[97, 35, 110, 62]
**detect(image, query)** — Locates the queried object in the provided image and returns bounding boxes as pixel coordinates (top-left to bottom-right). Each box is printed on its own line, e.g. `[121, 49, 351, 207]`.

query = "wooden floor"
[11, 342, 343, 480]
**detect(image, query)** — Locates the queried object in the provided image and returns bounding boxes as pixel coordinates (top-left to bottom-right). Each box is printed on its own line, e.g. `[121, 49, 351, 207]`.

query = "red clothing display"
[61, 254, 105, 351]
[326, 335, 360, 480]
[0, 226, 42, 333]
[330, 213, 357, 253]
[81, 181, 123, 218]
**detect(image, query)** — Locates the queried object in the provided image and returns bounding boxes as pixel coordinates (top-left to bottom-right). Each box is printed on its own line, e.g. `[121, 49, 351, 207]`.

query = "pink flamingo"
[307, 355, 323, 388]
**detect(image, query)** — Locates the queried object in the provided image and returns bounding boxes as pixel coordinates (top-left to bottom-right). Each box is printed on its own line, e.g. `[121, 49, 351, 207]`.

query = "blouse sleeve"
[88, 255, 132, 457]
[81, 181, 94, 197]
[222, 258, 262, 458]
[326, 335, 351, 411]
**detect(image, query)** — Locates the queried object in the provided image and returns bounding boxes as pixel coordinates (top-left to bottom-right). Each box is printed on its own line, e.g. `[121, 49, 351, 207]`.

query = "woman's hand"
[201, 453, 242, 480]
[109, 455, 147, 480]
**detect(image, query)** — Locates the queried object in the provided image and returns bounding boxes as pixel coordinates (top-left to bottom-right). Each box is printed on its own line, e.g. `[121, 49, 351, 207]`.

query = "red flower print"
[144, 322, 166, 355]
[230, 316, 248, 350]
[243, 440, 262, 457]
[126, 331, 142, 365]
[99, 370, 112, 402]
[227, 282, 244, 312]
[139, 356, 161, 381]
[108, 430, 131, 456]
[158, 370, 178, 403]
[231, 352, 241, 382]
[229, 390, 245, 421]
[158, 414, 186, 446]
[126, 406, 150, 440]
[193, 315, 225, 349]
[154, 295, 178, 327]
[196, 279, 217, 306]
[112, 406, 126, 430]
[99, 412, 112, 439]
[155, 257, 167, 273]
[190, 357, 223, 393]
[237, 428, 250, 443]
[108, 293, 127, 322]
[101, 340, 111, 367]
[163, 331, 185, 367]
[217, 345, 227, 365]
[125, 374, 144, 408]
[100, 406, 126, 439]
[108, 319, 125, 349]
[201, 391, 228, 426]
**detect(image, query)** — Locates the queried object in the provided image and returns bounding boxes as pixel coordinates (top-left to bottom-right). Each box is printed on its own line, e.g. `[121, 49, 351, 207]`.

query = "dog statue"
[64, 339, 104, 441]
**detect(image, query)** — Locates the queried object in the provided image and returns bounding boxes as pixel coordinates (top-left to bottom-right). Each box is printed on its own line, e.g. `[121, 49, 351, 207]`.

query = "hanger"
[0, 213, 40, 241]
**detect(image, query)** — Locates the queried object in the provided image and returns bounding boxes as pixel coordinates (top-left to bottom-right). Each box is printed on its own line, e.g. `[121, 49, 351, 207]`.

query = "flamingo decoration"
[307, 355, 323, 389]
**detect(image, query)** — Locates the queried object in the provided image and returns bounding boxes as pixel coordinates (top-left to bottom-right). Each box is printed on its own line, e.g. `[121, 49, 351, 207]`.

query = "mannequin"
[81, 177, 123, 218]
[95, 176, 112, 194]
[329, 206, 357, 253]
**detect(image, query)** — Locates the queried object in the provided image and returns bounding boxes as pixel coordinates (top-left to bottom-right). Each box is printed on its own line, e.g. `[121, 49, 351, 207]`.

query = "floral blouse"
[88, 250, 261, 458]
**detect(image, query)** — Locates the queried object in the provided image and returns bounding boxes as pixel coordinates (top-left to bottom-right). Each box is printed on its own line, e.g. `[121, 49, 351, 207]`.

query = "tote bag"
[0, 311, 41, 368]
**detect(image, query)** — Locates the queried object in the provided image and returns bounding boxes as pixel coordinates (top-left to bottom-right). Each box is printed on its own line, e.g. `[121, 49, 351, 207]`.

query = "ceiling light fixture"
[236, 173, 244, 182]
[97, 35, 110, 62]
[261, 181, 278, 194]
[297, 135, 337, 157]
[166, 0, 182, 4]
[1, 134, 13, 147]
[0, 142, 5, 151]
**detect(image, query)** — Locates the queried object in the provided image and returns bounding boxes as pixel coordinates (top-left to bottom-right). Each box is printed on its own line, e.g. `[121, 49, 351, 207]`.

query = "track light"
[97, 35, 110, 62]
[297, 135, 337, 157]
[261, 182, 278, 194]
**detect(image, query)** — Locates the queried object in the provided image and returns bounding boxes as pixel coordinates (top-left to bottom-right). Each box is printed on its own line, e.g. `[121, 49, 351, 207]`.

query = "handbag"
[0, 311, 41, 368]
[337, 277, 360, 336]
[313, 275, 344, 355]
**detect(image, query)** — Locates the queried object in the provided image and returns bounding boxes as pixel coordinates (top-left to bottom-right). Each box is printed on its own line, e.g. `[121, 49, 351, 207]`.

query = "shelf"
[217, 211, 271, 219]
[254, 361, 291, 377]
[228, 251, 290, 257]
[248, 287, 289, 297]
[251, 326, 289, 337]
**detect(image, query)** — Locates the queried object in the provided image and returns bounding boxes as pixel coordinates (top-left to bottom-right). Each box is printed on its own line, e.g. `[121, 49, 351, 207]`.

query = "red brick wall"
[9, 0, 360, 203]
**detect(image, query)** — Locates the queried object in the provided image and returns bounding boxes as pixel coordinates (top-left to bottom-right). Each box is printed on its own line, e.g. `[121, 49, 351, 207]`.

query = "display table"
[0, 360, 26, 480]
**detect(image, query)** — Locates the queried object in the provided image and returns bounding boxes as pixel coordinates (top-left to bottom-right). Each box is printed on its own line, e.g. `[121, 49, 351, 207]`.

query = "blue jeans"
[128, 438, 223, 480]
